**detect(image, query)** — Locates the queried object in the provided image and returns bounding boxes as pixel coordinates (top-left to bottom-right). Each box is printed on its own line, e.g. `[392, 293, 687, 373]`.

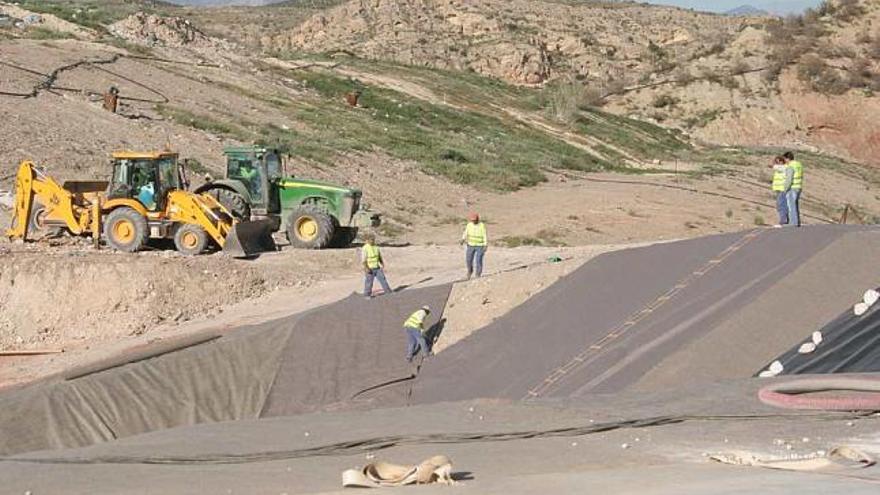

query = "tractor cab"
[224, 147, 282, 214]
[108, 151, 182, 212]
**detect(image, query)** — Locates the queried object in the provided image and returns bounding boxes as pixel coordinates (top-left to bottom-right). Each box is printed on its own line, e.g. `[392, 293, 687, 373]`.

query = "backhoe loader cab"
[108, 151, 181, 212]
[5, 153, 275, 257]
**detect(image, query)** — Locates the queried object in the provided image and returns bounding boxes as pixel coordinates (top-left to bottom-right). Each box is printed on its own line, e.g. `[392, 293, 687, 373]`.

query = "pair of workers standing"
[360, 213, 489, 361]
[771, 151, 804, 227]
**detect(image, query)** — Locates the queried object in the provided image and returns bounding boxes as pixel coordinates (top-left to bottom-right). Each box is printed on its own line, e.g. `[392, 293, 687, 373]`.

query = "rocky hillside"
[269, 0, 748, 86]
[265, 0, 879, 166]
[2, 0, 880, 240]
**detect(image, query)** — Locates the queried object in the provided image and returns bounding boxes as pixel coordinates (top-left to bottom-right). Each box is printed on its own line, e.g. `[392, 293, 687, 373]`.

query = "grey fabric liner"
[1, 378, 877, 495]
[0, 225, 873, 459]
[759, 291, 880, 375]
[411, 226, 863, 403]
[0, 285, 452, 456]
[260, 285, 453, 417]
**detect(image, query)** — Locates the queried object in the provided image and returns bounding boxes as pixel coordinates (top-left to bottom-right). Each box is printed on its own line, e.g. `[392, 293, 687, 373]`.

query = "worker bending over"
[461, 212, 488, 279]
[361, 233, 393, 298]
[403, 305, 432, 362]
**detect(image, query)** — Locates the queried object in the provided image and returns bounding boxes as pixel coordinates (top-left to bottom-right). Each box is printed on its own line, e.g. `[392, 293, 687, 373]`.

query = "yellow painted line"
[280, 182, 349, 193]
[523, 229, 763, 400]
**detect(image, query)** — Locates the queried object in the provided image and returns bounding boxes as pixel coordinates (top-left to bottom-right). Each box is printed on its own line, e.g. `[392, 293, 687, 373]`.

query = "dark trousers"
[405, 327, 428, 361]
[466, 245, 486, 278]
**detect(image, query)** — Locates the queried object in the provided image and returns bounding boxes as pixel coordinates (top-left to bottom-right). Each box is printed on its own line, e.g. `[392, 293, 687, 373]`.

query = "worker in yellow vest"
[783, 151, 803, 227]
[770, 155, 789, 227]
[361, 233, 393, 299]
[403, 305, 432, 362]
[460, 212, 488, 279]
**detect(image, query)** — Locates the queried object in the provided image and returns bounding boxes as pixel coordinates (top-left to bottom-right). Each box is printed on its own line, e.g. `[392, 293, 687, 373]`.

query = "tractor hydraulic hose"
[759, 376, 880, 411]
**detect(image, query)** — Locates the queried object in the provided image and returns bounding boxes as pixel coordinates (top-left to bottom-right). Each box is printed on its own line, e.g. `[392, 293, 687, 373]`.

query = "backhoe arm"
[5, 161, 89, 240]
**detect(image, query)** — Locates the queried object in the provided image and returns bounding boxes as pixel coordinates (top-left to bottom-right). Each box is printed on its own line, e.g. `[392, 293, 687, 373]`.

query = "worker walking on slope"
[361, 233, 393, 299]
[460, 212, 488, 279]
[783, 151, 803, 227]
[403, 305, 432, 362]
[771, 155, 789, 227]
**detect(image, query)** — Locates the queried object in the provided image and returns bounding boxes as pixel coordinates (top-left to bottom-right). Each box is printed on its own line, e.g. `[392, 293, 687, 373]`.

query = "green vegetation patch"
[266, 68, 617, 191]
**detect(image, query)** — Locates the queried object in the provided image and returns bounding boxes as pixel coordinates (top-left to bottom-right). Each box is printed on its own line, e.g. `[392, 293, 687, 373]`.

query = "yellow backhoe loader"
[5, 151, 275, 257]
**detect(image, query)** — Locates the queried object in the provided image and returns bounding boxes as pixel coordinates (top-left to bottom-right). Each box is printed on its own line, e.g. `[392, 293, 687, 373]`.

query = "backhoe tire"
[214, 188, 251, 221]
[174, 224, 209, 256]
[104, 207, 148, 253]
[287, 205, 334, 249]
[331, 227, 359, 248]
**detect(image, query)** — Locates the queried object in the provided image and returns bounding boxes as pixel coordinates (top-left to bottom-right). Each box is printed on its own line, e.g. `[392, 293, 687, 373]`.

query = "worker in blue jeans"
[461, 212, 488, 279]
[783, 151, 803, 227]
[770, 155, 789, 227]
[361, 233, 392, 298]
[403, 305, 432, 362]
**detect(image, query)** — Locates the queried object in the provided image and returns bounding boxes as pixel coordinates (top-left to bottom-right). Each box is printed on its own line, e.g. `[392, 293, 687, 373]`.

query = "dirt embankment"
[0, 248, 270, 349]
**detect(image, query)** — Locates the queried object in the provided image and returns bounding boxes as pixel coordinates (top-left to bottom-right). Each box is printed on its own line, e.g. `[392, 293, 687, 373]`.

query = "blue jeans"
[405, 327, 428, 361]
[786, 189, 801, 227]
[466, 245, 486, 278]
[775, 192, 789, 226]
[364, 267, 392, 296]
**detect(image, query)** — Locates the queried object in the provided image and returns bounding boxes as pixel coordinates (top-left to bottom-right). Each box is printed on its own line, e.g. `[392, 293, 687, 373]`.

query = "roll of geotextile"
[758, 376, 880, 411]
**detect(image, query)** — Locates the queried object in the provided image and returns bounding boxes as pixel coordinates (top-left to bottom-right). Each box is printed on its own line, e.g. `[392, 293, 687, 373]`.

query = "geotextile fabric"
[0, 285, 451, 456]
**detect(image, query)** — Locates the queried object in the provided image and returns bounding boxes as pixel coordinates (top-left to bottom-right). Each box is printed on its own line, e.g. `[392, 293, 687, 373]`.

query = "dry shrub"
[544, 77, 605, 124]
[797, 54, 848, 94]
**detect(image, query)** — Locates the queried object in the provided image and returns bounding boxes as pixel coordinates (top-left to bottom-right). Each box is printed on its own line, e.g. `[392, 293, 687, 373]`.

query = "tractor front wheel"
[174, 224, 209, 256]
[287, 205, 334, 249]
[104, 207, 148, 253]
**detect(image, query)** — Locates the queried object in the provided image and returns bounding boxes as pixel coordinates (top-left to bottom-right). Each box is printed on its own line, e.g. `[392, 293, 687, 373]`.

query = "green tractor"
[194, 146, 380, 249]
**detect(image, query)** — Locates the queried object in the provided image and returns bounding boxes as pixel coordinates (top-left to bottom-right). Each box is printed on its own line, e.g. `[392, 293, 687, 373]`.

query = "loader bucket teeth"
[223, 219, 276, 258]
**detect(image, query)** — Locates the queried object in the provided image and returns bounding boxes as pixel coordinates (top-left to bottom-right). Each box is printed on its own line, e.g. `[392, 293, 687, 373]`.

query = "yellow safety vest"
[362, 244, 381, 269]
[404, 309, 427, 330]
[789, 160, 803, 190]
[465, 222, 487, 247]
[771, 165, 787, 192]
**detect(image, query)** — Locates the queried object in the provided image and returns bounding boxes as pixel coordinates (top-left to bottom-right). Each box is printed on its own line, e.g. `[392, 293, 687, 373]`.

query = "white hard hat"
[863, 289, 879, 307]
[421, 305, 431, 313]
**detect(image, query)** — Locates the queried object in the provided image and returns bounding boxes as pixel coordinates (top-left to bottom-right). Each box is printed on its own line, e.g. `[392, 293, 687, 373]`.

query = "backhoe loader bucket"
[223, 218, 276, 258]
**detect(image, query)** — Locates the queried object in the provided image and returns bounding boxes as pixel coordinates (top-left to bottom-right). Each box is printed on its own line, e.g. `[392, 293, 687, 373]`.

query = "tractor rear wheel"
[331, 227, 359, 248]
[214, 188, 251, 221]
[104, 207, 148, 253]
[287, 205, 334, 249]
[174, 224, 209, 256]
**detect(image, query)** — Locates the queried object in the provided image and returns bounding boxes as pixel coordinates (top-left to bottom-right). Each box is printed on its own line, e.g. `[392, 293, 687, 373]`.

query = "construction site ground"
[3, 4, 880, 493]
[1, 226, 879, 494]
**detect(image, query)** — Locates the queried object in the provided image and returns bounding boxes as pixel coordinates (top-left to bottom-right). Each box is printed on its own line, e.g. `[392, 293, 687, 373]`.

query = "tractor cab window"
[229, 157, 263, 199]
[266, 153, 282, 180]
